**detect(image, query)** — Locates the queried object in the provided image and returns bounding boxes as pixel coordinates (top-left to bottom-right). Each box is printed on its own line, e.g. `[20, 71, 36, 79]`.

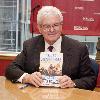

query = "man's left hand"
[59, 75, 76, 88]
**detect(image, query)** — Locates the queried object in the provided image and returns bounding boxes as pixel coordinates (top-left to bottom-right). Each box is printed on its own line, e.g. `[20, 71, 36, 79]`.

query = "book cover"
[39, 52, 63, 87]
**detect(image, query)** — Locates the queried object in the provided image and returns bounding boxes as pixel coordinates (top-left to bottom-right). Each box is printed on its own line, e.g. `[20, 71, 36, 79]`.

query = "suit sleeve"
[73, 45, 97, 90]
[5, 42, 27, 83]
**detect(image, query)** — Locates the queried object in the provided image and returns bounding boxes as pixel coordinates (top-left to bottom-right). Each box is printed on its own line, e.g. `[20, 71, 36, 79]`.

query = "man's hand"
[59, 75, 76, 88]
[22, 72, 42, 87]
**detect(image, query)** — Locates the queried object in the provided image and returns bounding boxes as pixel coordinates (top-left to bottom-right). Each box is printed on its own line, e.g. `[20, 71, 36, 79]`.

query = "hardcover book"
[39, 52, 63, 87]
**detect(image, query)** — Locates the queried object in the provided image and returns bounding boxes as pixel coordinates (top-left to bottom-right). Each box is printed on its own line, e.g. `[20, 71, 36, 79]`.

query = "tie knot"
[48, 46, 53, 52]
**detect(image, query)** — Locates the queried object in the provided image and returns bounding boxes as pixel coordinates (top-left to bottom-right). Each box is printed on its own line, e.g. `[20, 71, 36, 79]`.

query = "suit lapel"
[61, 36, 73, 75]
[33, 36, 45, 71]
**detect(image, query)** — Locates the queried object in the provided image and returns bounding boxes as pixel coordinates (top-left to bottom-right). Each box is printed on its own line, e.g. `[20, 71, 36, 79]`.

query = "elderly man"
[5, 6, 96, 90]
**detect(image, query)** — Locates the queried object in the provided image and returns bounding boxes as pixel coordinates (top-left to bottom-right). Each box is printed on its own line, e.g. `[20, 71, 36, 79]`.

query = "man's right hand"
[22, 72, 43, 87]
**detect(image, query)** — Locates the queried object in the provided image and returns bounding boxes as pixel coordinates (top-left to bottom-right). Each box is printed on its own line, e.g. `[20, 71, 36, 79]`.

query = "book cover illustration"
[39, 52, 63, 87]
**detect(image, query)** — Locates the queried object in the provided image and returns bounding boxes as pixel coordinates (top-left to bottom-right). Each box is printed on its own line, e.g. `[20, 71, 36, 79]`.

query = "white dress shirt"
[45, 36, 62, 52]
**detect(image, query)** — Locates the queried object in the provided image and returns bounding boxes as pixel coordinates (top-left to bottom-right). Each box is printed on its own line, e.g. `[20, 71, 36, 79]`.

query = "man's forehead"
[41, 15, 61, 24]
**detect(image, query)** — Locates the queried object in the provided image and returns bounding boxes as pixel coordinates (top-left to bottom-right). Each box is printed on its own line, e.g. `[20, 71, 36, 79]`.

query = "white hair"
[37, 6, 63, 25]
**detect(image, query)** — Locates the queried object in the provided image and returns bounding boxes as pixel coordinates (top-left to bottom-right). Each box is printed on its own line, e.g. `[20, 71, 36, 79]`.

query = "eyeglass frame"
[39, 22, 63, 31]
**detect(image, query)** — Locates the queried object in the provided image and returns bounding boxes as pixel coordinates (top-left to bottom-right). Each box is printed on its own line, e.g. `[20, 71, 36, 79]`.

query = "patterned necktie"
[48, 46, 53, 52]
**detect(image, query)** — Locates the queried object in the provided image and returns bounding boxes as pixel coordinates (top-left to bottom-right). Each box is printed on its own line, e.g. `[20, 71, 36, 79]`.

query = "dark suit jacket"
[5, 35, 96, 90]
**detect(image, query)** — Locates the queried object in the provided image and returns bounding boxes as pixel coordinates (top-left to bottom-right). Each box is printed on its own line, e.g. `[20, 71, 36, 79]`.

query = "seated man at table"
[5, 6, 96, 90]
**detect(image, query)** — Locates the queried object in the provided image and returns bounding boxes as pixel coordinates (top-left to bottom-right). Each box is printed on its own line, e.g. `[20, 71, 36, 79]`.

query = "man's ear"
[38, 25, 42, 33]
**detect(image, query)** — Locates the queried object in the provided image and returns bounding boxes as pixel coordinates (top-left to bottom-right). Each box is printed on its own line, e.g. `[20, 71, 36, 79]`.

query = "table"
[0, 51, 19, 60]
[0, 76, 100, 100]
[0, 52, 19, 75]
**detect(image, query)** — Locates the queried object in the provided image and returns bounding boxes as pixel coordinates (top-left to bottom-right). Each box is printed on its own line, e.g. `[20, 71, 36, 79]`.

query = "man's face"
[38, 15, 63, 45]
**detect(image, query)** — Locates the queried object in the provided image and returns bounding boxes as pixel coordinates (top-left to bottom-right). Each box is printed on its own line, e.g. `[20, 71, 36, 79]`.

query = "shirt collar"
[45, 36, 62, 52]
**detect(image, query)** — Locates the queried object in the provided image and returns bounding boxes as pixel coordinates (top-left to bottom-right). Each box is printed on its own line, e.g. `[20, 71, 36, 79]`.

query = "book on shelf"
[39, 52, 63, 87]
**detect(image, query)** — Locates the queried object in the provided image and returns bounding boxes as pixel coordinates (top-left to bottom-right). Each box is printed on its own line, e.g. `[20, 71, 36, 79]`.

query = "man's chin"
[49, 38, 58, 43]
[49, 36, 56, 40]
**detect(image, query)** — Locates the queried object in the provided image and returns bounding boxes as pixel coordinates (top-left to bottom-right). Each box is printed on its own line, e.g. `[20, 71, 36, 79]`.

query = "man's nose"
[49, 26, 55, 32]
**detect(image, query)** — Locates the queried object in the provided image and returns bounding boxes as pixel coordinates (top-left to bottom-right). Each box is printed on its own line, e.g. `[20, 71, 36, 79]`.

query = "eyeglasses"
[40, 22, 62, 31]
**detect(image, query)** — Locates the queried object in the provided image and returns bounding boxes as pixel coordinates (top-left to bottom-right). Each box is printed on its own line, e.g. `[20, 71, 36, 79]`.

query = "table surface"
[0, 52, 19, 60]
[0, 76, 100, 100]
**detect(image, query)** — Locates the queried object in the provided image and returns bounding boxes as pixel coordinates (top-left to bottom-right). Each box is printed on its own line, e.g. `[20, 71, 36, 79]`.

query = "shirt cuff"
[17, 73, 28, 83]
